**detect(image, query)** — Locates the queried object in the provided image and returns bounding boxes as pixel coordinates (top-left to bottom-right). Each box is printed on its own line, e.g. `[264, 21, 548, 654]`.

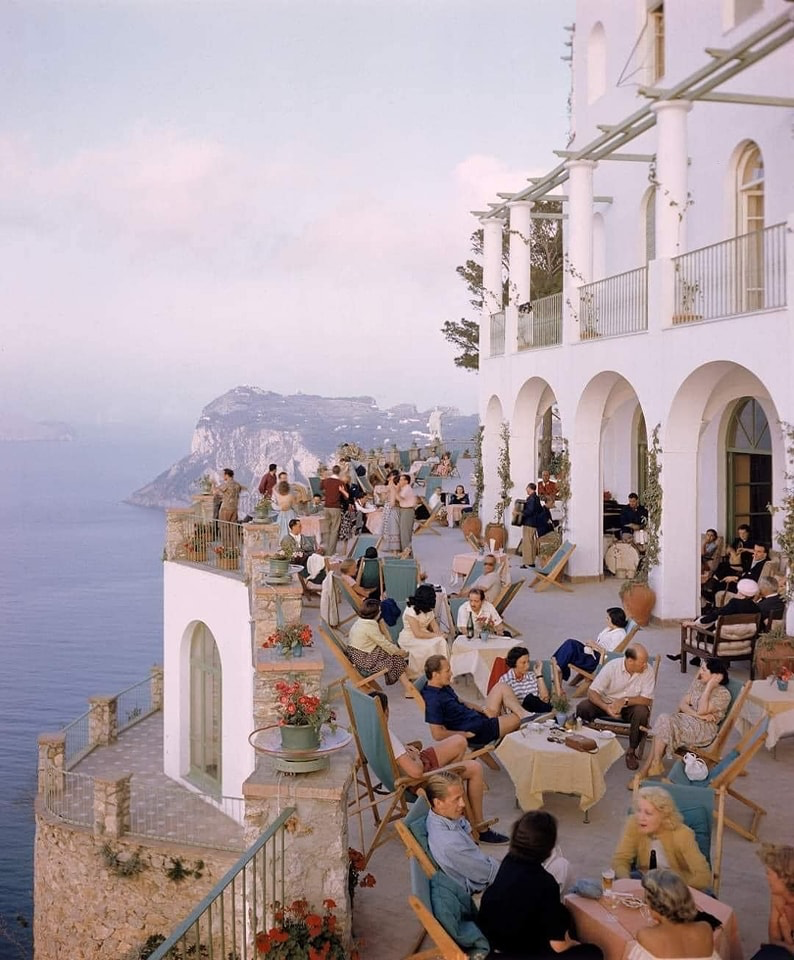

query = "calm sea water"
[0, 433, 184, 958]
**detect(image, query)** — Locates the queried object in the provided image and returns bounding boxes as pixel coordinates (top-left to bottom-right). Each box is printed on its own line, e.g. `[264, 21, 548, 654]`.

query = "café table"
[737, 678, 794, 751]
[495, 726, 624, 820]
[565, 878, 742, 960]
[449, 635, 514, 697]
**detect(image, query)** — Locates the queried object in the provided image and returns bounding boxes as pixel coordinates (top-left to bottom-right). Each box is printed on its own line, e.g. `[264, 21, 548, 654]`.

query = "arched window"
[726, 397, 771, 545]
[587, 22, 606, 103]
[189, 623, 222, 793]
[735, 142, 765, 310]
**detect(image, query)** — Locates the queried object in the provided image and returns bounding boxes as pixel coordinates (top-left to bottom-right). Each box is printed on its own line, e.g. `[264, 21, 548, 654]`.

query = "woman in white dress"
[398, 584, 448, 679]
[629, 869, 719, 960]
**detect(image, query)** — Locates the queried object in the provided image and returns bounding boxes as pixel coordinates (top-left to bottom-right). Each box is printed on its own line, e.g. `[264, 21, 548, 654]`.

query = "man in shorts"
[370, 691, 507, 844]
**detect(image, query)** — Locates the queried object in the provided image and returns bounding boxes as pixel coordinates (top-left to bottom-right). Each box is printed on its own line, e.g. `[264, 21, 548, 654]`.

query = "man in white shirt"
[575, 643, 655, 771]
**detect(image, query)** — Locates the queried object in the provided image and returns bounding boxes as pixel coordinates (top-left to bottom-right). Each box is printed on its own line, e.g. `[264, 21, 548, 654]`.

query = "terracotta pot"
[484, 522, 507, 551]
[753, 643, 794, 680]
[460, 514, 482, 540]
[620, 582, 656, 627]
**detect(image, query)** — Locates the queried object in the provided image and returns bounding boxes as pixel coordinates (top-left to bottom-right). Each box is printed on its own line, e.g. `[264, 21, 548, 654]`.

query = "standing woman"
[337, 476, 357, 543]
[273, 480, 297, 540]
[380, 470, 402, 555]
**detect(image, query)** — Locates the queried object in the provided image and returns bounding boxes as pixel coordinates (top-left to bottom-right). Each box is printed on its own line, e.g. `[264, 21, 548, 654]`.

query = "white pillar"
[651, 100, 693, 259]
[567, 434, 603, 579]
[508, 201, 533, 307]
[655, 447, 701, 619]
[481, 218, 505, 315]
[564, 160, 596, 342]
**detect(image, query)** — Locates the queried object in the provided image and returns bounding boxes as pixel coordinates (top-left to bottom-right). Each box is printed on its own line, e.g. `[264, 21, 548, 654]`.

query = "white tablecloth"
[738, 678, 794, 748]
[449, 636, 514, 696]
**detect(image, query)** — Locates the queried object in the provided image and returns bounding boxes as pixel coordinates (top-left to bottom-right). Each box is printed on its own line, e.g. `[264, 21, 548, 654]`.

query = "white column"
[508, 201, 533, 307]
[481, 217, 505, 315]
[563, 160, 596, 342]
[651, 100, 693, 259]
[655, 447, 701, 619]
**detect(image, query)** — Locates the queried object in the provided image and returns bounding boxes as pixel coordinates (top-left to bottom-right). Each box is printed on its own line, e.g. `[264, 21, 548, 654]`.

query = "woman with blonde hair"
[629, 869, 718, 960]
[613, 787, 712, 891]
[754, 844, 794, 959]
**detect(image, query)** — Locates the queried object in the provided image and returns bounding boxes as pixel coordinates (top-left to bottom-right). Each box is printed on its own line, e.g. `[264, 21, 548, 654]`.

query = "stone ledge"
[255, 647, 324, 673]
[243, 747, 356, 801]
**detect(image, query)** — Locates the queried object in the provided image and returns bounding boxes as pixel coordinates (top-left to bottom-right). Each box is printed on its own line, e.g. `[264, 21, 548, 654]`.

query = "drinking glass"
[601, 869, 617, 921]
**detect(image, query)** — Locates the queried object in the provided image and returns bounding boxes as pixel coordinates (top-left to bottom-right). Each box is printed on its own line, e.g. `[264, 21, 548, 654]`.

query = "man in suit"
[671, 578, 761, 665]
[714, 542, 774, 603]
[281, 518, 321, 577]
[520, 483, 551, 568]
[757, 576, 786, 633]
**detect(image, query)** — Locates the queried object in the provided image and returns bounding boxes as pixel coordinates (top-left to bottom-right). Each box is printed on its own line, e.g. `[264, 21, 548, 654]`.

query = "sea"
[0, 431, 186, 959]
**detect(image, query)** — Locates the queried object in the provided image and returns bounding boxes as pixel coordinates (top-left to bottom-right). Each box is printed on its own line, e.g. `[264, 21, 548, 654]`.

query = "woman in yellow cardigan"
[612, 786, 712, 891]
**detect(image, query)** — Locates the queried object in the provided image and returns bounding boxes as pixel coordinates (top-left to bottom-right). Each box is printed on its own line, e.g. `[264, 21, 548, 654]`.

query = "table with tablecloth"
[737, 678, 794, 749]
[565, 878, 742, 960]
[449, 635, 514, 697]
[496, 728, 624, 813]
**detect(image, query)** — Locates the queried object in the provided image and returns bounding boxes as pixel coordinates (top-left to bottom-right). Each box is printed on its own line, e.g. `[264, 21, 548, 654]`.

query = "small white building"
[476, 0, 794, 622]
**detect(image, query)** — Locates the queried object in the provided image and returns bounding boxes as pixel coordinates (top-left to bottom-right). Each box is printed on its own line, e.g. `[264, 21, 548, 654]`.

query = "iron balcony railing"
[176, 515, 245, 574]
[489, 311, 505, 356]
[579, 266, 648, 340]
[672, 222, 786, 324]
[147, 806, 296, 960]
[117, 676, 155, 734]
[517, 293, 563, 350]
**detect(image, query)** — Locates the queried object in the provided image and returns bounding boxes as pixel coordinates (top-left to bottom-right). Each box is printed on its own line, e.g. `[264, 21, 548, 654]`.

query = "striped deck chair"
[382, 558, 419, 602]
[529, 540, 576, 592]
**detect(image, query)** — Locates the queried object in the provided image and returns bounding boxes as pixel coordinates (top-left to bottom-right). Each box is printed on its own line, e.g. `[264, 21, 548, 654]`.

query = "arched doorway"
[726, 397, 772, 544]
[189, 622, 222, 793]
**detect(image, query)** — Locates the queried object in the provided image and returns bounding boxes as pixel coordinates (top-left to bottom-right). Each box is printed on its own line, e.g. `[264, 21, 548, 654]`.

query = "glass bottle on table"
[466, 611, 474, 639]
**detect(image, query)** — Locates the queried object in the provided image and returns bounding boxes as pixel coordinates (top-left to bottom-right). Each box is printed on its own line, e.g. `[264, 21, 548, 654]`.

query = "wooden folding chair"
[308, 476, 323, 498]
[355, 556, 381, 595]
[348, 533, 381, 559]
[414, 463, 432, 486]
[334, 574, 366, 628]
[667, 715, 769, 843]
[566, 620, 640, 696]
[676, 678, 751, 764]
[382, 558, 419, 602]
[319, 625, 389, 696]
[529, 541, 577, 592]
[424, 476, 443, 499]
[466, 532, 483, 552]
[493, 579, 525, 639]
[679, 613, 761, 678]
[414, 499, 443, 536]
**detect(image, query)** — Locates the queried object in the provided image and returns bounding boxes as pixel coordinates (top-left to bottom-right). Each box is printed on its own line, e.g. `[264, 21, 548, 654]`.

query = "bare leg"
[484, 683, 530, 720]
[636, 735, 667, 780]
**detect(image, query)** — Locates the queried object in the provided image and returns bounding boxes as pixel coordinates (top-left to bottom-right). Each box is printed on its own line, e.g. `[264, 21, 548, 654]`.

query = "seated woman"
[355, 546, 381, 598]
[636, 658, 731, 781]
[478, 811, 602, 960]
[446, 484, 470, 528]
[753, 843, 794, 960]
[498, 645, 552, 714]
[455, 587, 508, 637]
[630, 869, 719, 960]
[613, 786, 712, 892]
[347, 599, 413, 695]
[701, 529, 724, 575]
[433, 452, 452, 477]
[551, 607, 628, 682]
[337, 558, 372, 603]
[398, 583, 448, 679]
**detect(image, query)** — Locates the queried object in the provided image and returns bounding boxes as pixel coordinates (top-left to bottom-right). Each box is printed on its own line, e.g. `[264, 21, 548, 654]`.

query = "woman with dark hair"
[551, 607, 629, 682]
[379, 470, 402, 554]
[397, 583, 448, 679]
[499, 645, 552, 713]
[636, 658, 731, 780]
[347, 599, 413, 693]
[631, 869, 718, 960]
[447, 484, 470, 527]
[478, 811, 602, 959]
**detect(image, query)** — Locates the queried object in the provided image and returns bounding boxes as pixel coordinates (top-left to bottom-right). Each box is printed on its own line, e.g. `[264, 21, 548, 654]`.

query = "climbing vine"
[494, 420, 514, 523]
[471, 425, 485, 514]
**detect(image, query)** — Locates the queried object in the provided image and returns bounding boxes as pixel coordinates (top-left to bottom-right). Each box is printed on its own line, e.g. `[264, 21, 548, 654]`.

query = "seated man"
[669, 577, 761, 666]
[537, 470, 558, 501]
[456, 588, 509, 637]
[575, 644, 655, 771]
[619, 493, 647, 531]
[453, 554, 509, 604]
[552, 607, 628, 682]
[713, 542, 774, 603]
[371, 692, 507, 845]
[758, 576, 786, 634]
[281, 518, 322, 578]
[422, 655, 531, 747]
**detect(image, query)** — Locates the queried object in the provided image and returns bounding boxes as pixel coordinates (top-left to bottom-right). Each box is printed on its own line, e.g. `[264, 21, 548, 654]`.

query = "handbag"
[564, 734, 598, 753]
[682, 751, 709, 782]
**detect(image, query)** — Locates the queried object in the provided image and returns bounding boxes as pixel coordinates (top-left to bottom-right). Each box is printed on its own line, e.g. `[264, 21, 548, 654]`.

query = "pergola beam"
[699, 91, 794, 107]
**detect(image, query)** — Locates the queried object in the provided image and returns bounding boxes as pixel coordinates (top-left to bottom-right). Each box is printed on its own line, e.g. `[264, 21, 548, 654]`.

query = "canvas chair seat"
[529, 540, 576, 593]
[414, 499, 443, 536]
[382, 558, 419, 602]
[493, 578, 525, 639]
[348, 533, 380, 559]
[677, 678, 751, 764]
[679, 612, 761, 678]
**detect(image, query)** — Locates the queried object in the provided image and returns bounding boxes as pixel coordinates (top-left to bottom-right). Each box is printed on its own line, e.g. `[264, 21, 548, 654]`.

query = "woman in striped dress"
[499, 645, 552, 713]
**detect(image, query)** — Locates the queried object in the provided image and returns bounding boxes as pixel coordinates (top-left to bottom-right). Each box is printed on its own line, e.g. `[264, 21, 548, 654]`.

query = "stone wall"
[33, 805, 237, 960]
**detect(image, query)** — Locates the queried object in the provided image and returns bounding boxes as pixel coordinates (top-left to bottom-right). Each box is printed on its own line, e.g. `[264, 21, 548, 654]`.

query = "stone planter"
[484, 522, 507, 551]
[280, 724, 320, 752]
[620, 582, 656, 627]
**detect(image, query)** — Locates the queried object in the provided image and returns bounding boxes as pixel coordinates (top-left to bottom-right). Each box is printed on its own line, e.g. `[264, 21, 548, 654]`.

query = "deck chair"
[425, 476, 443, 500]
[586, 653, 662, 755]
[676, 678, 752, 764]
[382, 558, 419, 602]
[348, 533, 380, 559]
[414, 499, 443, 536]
[355, 556, 381, 595]
[460, 559, 484, 592]
[529, 541, 576, 592]
[343, 685, 489, 867]
[334, 574, 366, 628]
[319, 624, 389, 696]
[395, 799, 489, 960]
[679, 613, 762, 678]
[493, 579, 525, 639]
[466, 532, 483, 552]
[667, 715, 769, 843]
[308, 476, 323, 498]
[487, 658, 559, 698]
[630, 779, 722, 896]
[399, 450, 412, 472]
[566, 620, 641, 696]
[448, 450, 461, 477]
[414, 463, 432, 486]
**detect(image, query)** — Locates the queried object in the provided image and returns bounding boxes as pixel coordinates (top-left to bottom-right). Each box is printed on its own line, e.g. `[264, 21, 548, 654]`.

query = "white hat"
[736, 579, 758, 598]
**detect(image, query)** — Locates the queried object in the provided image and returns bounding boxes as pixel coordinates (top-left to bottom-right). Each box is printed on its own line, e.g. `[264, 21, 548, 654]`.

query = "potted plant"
[213, 543, 240, 571]
[255, 898, 356, 959]
[263, 622, 314, 659]
[485, 420, 512, 551]
[195, 473, 214, 495]
[475, 615, 497, 642]
[550, 690, 570, 728]
[272, 678, 335, 751]
[269, 546, 293, 578]
[184, 522, 212, 562]
[254, 497, 274, 522]
[754, 624, 794, 680]
[619, 424, 662, 626]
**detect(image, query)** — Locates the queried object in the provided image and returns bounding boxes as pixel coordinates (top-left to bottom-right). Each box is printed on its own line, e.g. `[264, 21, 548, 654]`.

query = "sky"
[0, 0, 575, 432]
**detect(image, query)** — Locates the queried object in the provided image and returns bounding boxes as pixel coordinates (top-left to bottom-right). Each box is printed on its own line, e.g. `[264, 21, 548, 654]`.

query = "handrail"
[579, 265, 648, 340]
[147, 806, 296, 960]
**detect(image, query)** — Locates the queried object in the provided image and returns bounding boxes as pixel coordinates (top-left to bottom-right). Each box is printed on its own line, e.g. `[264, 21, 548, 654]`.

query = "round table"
[249, 724, 352, 774]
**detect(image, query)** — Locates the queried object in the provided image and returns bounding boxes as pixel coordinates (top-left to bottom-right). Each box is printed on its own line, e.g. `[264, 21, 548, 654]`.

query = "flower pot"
[480, 630, 490, 643]
[460, 514, 482, 541]
[777, 679, 789, 692]
[269, 557, 290, 578]
[754, 643, 794, 680]
[186, 547, 207, 563]
[620, 583, 656, 627]
[217, 556, 239, 571]
[484, 523, 506, 551]
[555, 712, 568, 727]
[279, 723, 320, 752]
[290, 643, 303, 658]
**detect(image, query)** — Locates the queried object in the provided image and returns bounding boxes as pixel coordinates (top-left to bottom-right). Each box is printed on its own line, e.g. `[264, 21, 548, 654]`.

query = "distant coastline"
[0, 417, 76, 442]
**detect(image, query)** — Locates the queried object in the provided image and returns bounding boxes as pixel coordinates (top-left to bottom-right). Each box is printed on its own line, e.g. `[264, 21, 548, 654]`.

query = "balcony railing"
[579, 266, 648, 340]
[148, 806, 296, 960]
[518, 293, 563, 350]
[490, 311, 505, 356]
[175, 516, 245, 574]
[672, 222, 786, 324]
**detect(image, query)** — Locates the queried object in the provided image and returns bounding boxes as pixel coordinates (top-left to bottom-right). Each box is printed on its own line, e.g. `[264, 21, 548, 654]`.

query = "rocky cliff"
[128, 387, 478, 508]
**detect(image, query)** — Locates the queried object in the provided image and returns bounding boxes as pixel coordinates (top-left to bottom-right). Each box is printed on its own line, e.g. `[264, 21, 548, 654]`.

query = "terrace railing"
[517, 293, 562, 350]
[672, 222, 786, 324]
[579, 266, 648, 340]
[490, 311, 505, 356]
[147, 806, 296, 960]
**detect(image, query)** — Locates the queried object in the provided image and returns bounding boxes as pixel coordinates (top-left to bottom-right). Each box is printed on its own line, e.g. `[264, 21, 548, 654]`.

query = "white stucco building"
[477, 0, 794, 622]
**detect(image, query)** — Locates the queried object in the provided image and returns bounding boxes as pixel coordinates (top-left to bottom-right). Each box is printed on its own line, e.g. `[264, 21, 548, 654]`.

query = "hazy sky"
[1, 0, 575, 430]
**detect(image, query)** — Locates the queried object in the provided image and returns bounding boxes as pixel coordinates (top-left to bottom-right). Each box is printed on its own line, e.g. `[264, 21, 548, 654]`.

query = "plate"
[592, 729, 616, 740]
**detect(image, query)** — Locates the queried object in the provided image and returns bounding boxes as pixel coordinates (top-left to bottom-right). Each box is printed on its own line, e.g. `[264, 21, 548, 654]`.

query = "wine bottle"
[466, 611, 474, 639]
